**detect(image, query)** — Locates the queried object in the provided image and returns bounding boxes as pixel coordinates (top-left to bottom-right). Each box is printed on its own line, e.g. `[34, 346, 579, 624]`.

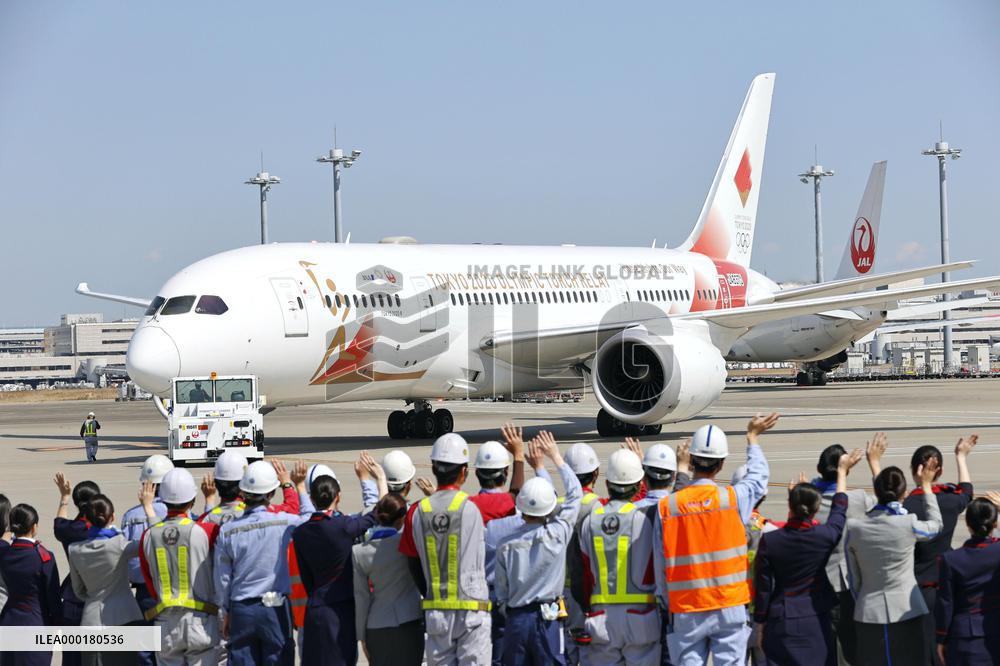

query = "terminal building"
[0, 314, 137, 386]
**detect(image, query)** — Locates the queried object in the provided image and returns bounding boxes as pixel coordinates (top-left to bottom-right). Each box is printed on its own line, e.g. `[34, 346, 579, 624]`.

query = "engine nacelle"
[593, 329, 727, 425]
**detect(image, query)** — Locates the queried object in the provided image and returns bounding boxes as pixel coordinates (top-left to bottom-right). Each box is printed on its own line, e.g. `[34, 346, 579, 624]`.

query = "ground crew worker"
[121, 454, 174, 666]
[495, 431, 582, 665]
[139, 468, 220, 666]
[633, 442, 678, 509]
[0, 503, 63, 666]
[188, 382, 211, 402]
[398, 432, 492, 666]
[200, 456, 304, 525]
[214, 460, 314, 666]
[80, 411, 100, 462]
[52, 474, 101, 666]
[935, 495, 1000, 665]
[292, 453, 387, 665]
[577, 449, 660, 665]
[654, 414, 776, 666]
[382, 450, 417, 497]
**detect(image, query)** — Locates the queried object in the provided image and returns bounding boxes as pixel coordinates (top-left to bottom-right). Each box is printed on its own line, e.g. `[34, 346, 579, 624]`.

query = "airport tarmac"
[3, 378, 999, 583]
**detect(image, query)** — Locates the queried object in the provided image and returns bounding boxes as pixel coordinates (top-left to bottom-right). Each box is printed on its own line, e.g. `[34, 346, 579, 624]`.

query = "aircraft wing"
[888, 296, 989, 319]
[76, 282, 152, 309]
[760, 261, 975, 303]
[874, 314, 1000, 335]
[676, 275, 1000, 329]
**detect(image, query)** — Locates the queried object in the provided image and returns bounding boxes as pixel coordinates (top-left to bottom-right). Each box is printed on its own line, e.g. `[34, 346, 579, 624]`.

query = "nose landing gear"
[387, 400, 454, 440]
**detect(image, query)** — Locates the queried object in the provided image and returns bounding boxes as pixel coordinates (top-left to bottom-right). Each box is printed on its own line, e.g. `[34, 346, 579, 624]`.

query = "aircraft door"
[270, 277, 309, 337]
[411, 277, 445, 333]
[717, 275, 733, 309]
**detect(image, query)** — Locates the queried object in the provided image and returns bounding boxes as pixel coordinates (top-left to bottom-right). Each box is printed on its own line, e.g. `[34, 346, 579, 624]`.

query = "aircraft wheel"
[796, 372, 810, 387]
[411, 411, 437, 439]
[596, 409, 616, 437]
[387, 410, 408, 439]
[434, 409, 454, 436]
[815, 373, 828, 386]
[625, 424, 643, 436]
[640, 424, 663, 436]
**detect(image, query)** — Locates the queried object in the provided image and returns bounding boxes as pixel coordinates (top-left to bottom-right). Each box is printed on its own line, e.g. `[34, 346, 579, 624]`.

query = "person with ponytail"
[935, 495, 1000, 665]
[291, 453, 387, 666]
[352, 492, 425, 666]
[68, 487, 156, 666]
[51, 474, 100, 666]
[0, 502, 63, 666]
[752, 448, 863, 665]
[846, 444, 944, 666]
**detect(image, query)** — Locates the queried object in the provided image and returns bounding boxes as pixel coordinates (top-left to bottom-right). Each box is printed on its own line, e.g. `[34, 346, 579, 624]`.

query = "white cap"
[430, 433, 469, 465]
[690, 424, 729, 459]
[214, 451, 249, 482]
[516, 477, 558, 517]
[240, 460, 280, 495]
[87, 411, 95, 417]
[643, 444, 678, 473]
[607, 449, 644, 485]
[382, 451, 416, 486]
[475, 441, 511, 470]
[140, 454, 175, 484]
[307, 464, 337, 487]
[564, 443, 600, 475]
[159, 468, 197, 504]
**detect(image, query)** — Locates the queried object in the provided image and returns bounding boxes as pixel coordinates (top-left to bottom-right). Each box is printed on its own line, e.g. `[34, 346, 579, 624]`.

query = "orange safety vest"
[658, 484, 750, 614]
[288, 542, 307, 628]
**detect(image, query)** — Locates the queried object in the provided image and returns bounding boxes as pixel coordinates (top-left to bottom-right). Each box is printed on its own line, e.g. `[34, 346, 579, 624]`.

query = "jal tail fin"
[834, 161, 886, 279]
[678, 73, 775, 269]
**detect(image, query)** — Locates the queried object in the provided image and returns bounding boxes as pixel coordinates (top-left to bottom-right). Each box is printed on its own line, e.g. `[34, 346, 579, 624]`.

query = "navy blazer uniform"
[753, 492, 848, 666]
[291, 510, 377, 666]
[0, 539, 64, 666]
[935, 537, 1000, 665]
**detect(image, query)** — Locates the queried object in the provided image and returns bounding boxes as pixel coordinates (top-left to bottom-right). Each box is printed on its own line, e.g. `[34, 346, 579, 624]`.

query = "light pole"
[316, 137, 362, 243]
[922, 135, 962, 372]
[799, 162, 835, 283]
[245, 171, 280, 244]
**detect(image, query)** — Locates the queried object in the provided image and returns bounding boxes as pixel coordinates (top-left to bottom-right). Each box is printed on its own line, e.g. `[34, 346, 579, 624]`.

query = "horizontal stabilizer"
[76, 282, 151, 309]
[888, 296, 989, 320]
[875, 314, 1000, 335]
[761, 261, 975, 304]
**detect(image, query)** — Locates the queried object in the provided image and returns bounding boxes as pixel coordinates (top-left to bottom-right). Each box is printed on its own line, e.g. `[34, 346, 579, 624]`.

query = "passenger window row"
[448, 289, 606, 306]
[634, 289, 692, 303]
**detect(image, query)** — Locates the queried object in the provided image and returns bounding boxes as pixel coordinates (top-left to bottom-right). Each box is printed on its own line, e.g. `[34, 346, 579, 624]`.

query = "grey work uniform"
[80, 418, 100, 462]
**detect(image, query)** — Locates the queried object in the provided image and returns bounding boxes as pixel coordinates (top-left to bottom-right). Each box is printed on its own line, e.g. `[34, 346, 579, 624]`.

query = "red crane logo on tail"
[734, 149, 752, 207]
[850, 216, 875, 273]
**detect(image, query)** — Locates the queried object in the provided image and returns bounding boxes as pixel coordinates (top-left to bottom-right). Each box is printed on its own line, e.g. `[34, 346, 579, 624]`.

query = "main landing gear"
[387, 400, 454, 440]
[596, 408, 662, 438]
[796, 368, 828, 386]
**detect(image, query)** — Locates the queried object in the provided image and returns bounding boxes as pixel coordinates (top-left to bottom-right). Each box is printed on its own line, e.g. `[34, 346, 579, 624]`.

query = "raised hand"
[271, 459, 291, 486]
[54, 473, 72, 498]
[201, 473, 217, 499]
[747, 413, 779, 442]
[787, 471, 808, 493]
[839, 448, 864, 474]
[524, 439, 544, 471]
[676, 438, 691, 476]
[984, 491, 1000, 509]
[956, 434, 979, 459]
[501, 423, 525, 460]
[622, 437, 644, 459]
[416, 477, 435, 497]
[291, 461, 308, 487]
[917, 455, 941, 490]
[866, 432, 888, 476]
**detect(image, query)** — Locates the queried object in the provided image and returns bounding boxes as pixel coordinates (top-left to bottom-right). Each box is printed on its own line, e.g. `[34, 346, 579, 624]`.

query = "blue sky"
[2, 2, 998, 325]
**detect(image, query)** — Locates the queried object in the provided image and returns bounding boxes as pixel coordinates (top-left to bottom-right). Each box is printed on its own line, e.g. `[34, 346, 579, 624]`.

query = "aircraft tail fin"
[834, 161, 887, 279]
[677, 73, 775, 269]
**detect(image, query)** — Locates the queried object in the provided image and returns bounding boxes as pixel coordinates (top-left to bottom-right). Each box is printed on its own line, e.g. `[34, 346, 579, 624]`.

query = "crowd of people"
[0, 413, 997, 666]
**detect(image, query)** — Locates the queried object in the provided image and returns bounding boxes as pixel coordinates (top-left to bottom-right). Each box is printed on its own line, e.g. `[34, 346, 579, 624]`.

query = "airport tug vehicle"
[160, 374, 265, 465]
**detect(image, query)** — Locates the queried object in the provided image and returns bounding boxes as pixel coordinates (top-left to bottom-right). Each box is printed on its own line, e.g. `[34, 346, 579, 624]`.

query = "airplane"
[78, 73, 1000, 440]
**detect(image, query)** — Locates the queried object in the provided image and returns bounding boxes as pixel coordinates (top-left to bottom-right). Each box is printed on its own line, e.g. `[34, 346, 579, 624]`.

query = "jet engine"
[592, 328, 727, 425]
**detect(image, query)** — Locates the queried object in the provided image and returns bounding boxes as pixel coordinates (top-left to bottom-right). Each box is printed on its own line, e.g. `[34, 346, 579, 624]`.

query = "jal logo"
[850, 216, 875, 274]
[601, 514, 621, 536]
[431, 513, 451, 535]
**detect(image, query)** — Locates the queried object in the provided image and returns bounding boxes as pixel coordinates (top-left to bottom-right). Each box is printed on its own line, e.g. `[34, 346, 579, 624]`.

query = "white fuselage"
[126, 242, 883, 410]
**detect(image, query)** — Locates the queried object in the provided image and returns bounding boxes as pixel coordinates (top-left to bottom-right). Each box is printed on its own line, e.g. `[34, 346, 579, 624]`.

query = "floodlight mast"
[922, 135, 962, 373]
[245, 171, 281, 245]
[798, 162, 835, 283]
[316, 138, 362, 243]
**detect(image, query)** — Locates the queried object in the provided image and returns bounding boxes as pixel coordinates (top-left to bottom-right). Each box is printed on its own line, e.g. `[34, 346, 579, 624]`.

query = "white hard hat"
[140, 454, 175, 484]
[643, 444, 678, 475]
[731, 465, 767, 495]
[87, 412, 95, 417]
[214, 451, 249, 482]
[690, 424, 729, 459]
[430, 433, 469, 465]
[607, 449, 644, 485]
[382, 450, 416, 486]
[159, 468, 197, 504]
[475, 441, 511, 470]
[516, 477, 558, 517]
[564, 443, 600, 475]
[307, 463, 337, 487]
[240, 460, 280, 495]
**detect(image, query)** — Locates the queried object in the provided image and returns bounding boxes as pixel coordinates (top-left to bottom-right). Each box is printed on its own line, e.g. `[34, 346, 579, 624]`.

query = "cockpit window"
[160, 295, 196, 315]
[196, 295, 229, 315]
[144, 296, 165, 317]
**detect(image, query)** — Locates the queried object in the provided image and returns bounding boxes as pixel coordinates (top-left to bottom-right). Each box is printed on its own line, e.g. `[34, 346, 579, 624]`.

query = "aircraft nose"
[126, 326, 180, 394]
